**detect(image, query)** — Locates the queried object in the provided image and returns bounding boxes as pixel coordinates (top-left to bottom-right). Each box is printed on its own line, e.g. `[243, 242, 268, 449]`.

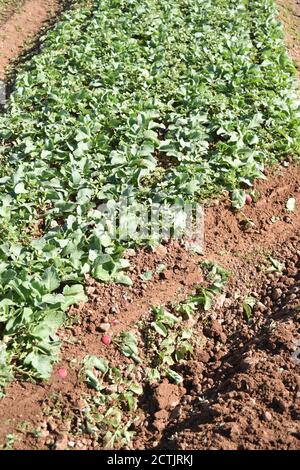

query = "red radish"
[58, 368, 68, 379]
[245, 194, 252, 205]
[112, 319, 119, 326]
[102, 334, 111, 346]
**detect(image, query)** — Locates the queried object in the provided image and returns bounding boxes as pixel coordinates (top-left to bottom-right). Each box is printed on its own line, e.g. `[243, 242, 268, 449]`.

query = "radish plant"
[0, 0, 299, 385]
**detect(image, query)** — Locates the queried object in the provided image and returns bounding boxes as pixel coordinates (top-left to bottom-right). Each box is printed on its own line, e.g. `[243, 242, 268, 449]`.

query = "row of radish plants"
[0, 0, 299, 390]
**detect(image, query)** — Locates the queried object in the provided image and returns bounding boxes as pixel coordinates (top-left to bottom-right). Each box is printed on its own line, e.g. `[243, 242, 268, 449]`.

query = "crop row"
[0, 0, 299, 387]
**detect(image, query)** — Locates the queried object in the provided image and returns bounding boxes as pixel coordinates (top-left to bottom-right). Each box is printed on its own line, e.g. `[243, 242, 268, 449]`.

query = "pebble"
[155, 244, 168, 257]
[47, 418, 58, 432]
[272, 288, 282, 300]
[125, 249, 136, 257]
[109, 306, 119, 315]
[55, 433, 68, 450]
[99, 322, 110, 332]
[86, 286, 95, 295]
[257, 301, 267, 312]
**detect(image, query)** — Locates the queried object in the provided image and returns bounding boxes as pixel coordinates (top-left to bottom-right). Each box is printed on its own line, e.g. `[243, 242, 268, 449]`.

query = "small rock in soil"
[99, 322, 110, 332]
[155, 245, 168, 257]
[55, 433, 68, 450]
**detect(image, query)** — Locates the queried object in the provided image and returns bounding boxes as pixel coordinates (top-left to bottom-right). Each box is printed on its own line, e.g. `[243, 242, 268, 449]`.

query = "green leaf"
[143, 130, 160, 145]
[203, 291, 213, 311]
[268, 257, 284, 273]
[14, 182, 27, 194]
[123, 391, 136, 411]
[42, 267, 60, 293]
[147, 368, 161, 383]
[156, 264, 166, 274]
[84, 356, 109, 374]
[62, 284, 87, 309]
[93, 265, 111, 282]
[25, 353, 53, 379]
[243, 296, 256, 321]
[231, 189, 246, 210]
[85, 369, 103, 391]
[114, 273, 133, 286]
[118, 332, 141, 363]
[0, 299, 15, 322]
[129, 383, 143, 395]
[165, 369, 183, 384]
[41, 293, 65, 305]
[140, 270, 153, 281]
[32, 311, 65, 339]
[152, 321, 168, 337]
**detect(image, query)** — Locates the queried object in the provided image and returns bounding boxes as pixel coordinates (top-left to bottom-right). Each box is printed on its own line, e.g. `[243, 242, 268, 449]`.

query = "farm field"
[0, 0, 299, 451]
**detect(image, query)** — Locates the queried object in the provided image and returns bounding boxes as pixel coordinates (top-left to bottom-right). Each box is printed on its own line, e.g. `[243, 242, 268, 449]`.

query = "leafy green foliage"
[243, 295, 256, 322]
[0, 0, 299, 384]
[190, 262, 230, 311]
[81, 358, 142, 448]
[117, 331, 141, 363]
[0, 341, 13, 393]
[140, 270, 153, 282]
[231, 189, 247, 210]
[141, 261, 228, 383]
[41, 261, 227, 449]
[151, 306, 178, 337]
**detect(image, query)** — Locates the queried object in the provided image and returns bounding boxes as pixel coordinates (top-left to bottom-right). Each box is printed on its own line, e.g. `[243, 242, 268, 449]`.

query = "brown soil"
[157, 240, 300, 450]
[0, 0, 300, 452]
[0, 1, 24, 26]
[277, 0, 300, 75]
[0, 0, 59, 80]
